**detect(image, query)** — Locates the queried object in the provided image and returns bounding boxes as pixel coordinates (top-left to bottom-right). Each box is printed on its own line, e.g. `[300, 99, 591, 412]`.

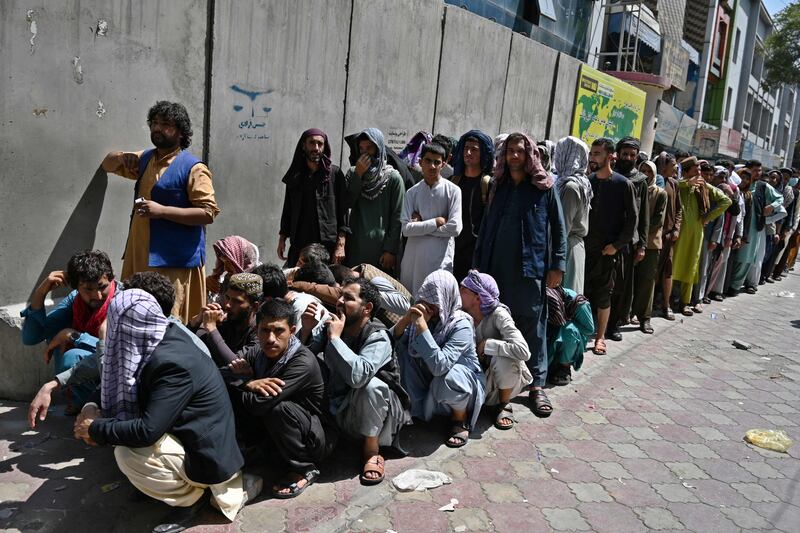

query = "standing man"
[278, 129, 348, 268]
[607, 137, 648, 342]
[344, 128, 405, 271]
[474, 133, 566, 417]
[449, 130, 495, 280]
[653, 152, 683, 320]
[102, 101, 218, 323]
[400, 143, 463, 295]
[582, 138, 637, 356]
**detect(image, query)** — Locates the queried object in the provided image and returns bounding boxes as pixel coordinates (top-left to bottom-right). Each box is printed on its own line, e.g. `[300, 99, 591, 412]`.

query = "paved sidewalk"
[1, 273, 799, 532]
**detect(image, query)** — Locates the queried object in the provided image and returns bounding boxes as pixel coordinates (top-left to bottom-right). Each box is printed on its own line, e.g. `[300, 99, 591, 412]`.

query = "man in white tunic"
[400, 143, 462, 295]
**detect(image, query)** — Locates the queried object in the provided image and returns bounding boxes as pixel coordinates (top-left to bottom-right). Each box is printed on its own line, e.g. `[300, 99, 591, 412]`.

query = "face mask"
[789, 177, 798, 187]
[615, 159, 634, 174]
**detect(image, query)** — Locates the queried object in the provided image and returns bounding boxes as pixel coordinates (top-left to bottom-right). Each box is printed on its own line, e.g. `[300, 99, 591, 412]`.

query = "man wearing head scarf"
[343, 128, 406, 271]
[764, 167, 797, 281]
[705, 181, 742, 301]
[102, 101, 220, 323]
[582, 138, 637, 356]
[190, 272, 262, 367]
[74, 289, 258, 528]
[606, 136, 649, 342]
[393, 270, 485, 448]
[773, 173, 800, 278]
[474, 132, 566, 417]
[459, 270, 532, 430]
[553, 136, 592, 293]
[207, 235, 260, 296]
[653, 152, 683, 320]
[400, 143, 463, 295]
[630, 161, 667, 334]
[449, 130, 495, 280]
[671, 157, 731, 315]
[278, 129, 348, 268]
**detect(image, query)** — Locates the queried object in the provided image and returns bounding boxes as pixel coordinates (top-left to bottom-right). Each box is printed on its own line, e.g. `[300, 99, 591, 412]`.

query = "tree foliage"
[764, 2, 800, 90]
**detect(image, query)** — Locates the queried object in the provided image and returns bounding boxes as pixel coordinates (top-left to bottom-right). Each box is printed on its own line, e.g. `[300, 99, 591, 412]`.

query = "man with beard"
[343, 128, 405, 271]
[449, 130, 495, 280]
[606, 136, 648, 342]
[278, 129, 348, 267]
[300, 278, 409, 486]
[582, 138, 637, 355]
[653, 152, 682, 320]
[22, 250, 118, 415]
[102, 101, 219, 323]
[474, 133, 566, 417]
[190, 273, 262, 367]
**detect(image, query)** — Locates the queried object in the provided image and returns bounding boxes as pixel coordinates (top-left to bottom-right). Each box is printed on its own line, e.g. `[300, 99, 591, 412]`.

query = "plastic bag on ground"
[744, 429, 794, 453]
[391, 469, 452, 492]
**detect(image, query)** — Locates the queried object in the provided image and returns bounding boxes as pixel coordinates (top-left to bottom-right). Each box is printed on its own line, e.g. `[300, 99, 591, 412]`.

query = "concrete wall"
[548, 53, 583, 140]
[0, 0, 208, 399]
[433, 6, 511, 139]
[500, 33, 559, 140]
[207, 0, 351, 261]
[342, 0, 443, 155]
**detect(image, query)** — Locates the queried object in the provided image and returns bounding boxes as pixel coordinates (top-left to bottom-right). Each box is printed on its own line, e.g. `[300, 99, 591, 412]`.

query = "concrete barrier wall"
[342, 0, 443, 155]
[207, 0, 351, 260]
[432, 6, 511, 139]
[0, 0, 208, 399]
[0, 0, 586, 399]
[500, 33, 559, 141]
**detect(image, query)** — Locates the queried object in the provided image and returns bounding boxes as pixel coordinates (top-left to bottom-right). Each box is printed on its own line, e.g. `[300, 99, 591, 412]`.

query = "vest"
[350, 320, 411, 410]
[136, 149, 206, 268]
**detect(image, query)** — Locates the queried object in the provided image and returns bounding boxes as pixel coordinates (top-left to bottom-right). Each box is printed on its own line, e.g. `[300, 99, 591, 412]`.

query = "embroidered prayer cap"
[228, 273, 263, 300]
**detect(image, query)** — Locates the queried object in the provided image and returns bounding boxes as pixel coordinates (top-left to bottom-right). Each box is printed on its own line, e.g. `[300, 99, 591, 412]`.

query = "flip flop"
[359, 455, 385, 486]
[271, 469, 319, 499]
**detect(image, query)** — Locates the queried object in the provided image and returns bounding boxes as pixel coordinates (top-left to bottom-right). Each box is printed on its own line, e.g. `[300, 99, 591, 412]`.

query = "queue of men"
[20, 100, 800, 532]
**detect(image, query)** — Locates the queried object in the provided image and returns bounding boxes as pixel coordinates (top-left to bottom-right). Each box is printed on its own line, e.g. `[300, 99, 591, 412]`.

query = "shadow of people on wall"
[29, 166, 109, 302]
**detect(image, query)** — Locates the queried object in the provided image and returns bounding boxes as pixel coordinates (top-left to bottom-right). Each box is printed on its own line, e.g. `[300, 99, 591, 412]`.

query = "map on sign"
[571, 64, 645, 145]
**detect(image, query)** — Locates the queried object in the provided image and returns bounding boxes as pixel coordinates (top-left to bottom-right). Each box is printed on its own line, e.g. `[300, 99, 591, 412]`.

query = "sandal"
[681, 306, 694, 316]
[530, 389, 553, 418]
[744, 286, 757, 294]
[640, 319, 654, 334]
[494, 403, 515, 430]
[701, 297, 711, 305]
[592, 338, 607, 355]
[446, 422, 470, 448]
[549, 365, 572, 386]
[271, 469, 319, 499]
[663, 307, 675, 321]
[359, 454, 385, 485]
[692, 303, 704, 313]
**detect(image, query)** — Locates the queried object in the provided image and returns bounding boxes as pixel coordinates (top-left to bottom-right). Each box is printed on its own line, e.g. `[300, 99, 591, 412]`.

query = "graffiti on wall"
[230, 84, 273, 141]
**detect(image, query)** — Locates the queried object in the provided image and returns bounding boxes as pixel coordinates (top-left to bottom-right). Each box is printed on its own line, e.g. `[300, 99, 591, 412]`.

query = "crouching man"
[73, 289, 258, 532]
[301, 278, 410, 486]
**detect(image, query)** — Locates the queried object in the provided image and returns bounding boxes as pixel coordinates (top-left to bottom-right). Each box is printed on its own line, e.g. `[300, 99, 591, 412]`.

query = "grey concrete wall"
[500, 33, 559, 141]
[342, 0, 443, 155]
[548, 52, 583, 140]
[0, 0, 208, 399]
[207, 0, 351, 262]
[433, 6, 511, 139]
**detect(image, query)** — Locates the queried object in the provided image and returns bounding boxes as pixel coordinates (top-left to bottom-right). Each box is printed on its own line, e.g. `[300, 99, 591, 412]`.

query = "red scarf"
[72, 280, 116, 337]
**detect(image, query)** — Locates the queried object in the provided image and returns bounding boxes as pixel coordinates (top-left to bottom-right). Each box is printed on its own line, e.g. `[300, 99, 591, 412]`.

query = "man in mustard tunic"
[102, 101, 219, 323]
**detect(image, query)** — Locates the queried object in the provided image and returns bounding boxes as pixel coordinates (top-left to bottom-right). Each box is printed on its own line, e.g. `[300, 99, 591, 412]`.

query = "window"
[733, 28, 741, 63]
[725, 87, 733, 121]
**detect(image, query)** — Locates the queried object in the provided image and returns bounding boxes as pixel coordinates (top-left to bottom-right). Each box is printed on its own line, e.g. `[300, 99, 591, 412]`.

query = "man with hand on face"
[190, 273, 262, 367]
[400, 143, 463, 295]
[102, 101, 219, 323]
[344, 128, 405, 271]
[582, 138, 637, 356]
[474, 133, 566, 418]
[607, 136, 648, 342]
[226, 299, 336, 499]
[22, 250, 118, 415]
[300, 278, 409, 486]
[278, 129, 348, 267]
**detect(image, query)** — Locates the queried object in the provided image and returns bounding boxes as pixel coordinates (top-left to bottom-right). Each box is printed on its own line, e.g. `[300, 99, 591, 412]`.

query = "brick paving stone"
[690, 426, 728, 441]
[600, 479, 666, 507]
[575, 411, 609, 425]
[693, 459, 756, 483]
[608, 443, 647, 459]
[719, 506, 773, 530]
[738, 460, 784, 479]
[566, 440, 620, 462]
[633, 507, 683, 530]
[431, 478, 488, 508]
[689, 479, 750, 507]
[287, 505, 341, 533]
[639, 412, 672, 425]
[590, 461, 633, 480]
[485, 503, 549, 531]
[568, 482, 613, 502]
[664, 462, 710, 480]
[638, 441, 692, 462]
[750, 502, 800, 532]
[389, 502, 450, 533]
[536, 442, 575, 458]
[542, 508, 591, 531]
[448, 508, 492, 531]
[625, 426, 661, 440]
[461, 458, 515, 483]
[620, 459, 678, 483]
[653, 424, 705, 443]
[667, 503, 740, 533]
[652, 483, 700, 503]
[547, 458, 602, 483]
[730, 482, 781, 502]
[481, 482, 524, 503]
[678, 443, 721, 459]
[556, 425, 592, 441]
[578, 502, 645, 533]
[516, 479, 577, 508]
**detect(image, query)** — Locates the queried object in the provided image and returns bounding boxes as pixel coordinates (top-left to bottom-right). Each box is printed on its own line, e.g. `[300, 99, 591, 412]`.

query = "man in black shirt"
[583, 138, 637, 355]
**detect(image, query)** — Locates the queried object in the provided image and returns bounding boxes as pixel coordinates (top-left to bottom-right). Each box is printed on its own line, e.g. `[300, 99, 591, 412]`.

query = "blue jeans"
[54, 347, 97, 408]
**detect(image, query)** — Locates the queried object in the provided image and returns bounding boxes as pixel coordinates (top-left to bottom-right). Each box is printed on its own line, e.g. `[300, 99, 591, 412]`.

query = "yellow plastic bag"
[744, 429, 794, 453]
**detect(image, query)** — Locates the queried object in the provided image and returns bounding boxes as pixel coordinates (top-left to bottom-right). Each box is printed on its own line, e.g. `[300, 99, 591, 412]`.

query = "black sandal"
[271, 469, 319, 499]
[494, 403, 515, 430]
[550, 365, 572, 386]
[530, 389, 553, 418]
[446, 422, 470, 448]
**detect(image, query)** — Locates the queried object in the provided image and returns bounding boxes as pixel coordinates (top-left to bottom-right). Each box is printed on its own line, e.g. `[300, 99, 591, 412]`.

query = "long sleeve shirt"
[474, 307, 531, 361]
[586, 172, 638, 251]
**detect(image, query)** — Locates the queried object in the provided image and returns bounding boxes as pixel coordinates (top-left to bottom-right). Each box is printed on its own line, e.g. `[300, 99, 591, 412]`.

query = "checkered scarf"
[101, 289, 168, 420]
[212, 236, 260, 277]
[408, 270, 471, 356]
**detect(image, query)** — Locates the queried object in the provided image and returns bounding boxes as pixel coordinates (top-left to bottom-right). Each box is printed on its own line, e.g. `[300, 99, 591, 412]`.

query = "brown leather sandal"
[359, 455, 385, 485]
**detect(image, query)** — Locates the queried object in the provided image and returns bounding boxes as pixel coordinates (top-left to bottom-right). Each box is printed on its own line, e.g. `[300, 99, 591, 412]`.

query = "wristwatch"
[69, 331, 81, 343]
